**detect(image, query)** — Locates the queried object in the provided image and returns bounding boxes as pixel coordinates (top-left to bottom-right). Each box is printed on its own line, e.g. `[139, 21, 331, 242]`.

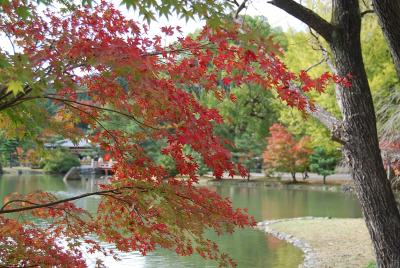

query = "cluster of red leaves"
[0, 192, 105, 267]
[299, 71, 352, 93]
[0, 0, 350, 266]
[0, 217, 86, 267]
[380, 140, 400, 152]
[263, 124, 313, 174]
[380, 140, 400, 176]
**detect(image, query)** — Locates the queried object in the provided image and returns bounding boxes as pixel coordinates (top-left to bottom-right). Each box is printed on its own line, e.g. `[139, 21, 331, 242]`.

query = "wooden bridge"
[63, 161, 114, 181]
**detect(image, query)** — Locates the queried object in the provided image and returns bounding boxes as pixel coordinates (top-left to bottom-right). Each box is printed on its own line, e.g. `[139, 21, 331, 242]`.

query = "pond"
[0, 174, 362, 267]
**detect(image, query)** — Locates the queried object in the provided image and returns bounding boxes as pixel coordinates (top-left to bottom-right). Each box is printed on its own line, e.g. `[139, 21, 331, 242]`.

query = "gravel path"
[258, 217, 375, 268]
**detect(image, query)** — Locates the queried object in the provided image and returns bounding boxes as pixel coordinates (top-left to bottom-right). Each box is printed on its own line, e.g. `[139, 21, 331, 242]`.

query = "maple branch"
[46, 96, 159, 130]
[0, 187, 146, 214]
[0, 184, 208, 219]
[14, 94, 159, 131]
[145, 43, 211, 57]
[267, 0, 335, 42]
[0, 85, 33, 111]
[0, 85, 8, 100]
[61, 101, 123, 149]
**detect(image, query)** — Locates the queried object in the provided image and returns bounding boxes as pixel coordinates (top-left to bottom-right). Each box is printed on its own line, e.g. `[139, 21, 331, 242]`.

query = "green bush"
[158, 153, 209, 177]
[159, 155, 179, 177]
[309, 147, 340, 184]
[32, 159, 46, 169]
[43, 150, 80, 174]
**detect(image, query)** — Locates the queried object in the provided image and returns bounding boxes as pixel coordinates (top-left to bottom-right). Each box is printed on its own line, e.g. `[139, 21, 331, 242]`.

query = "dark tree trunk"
[372, 0, 400, 79]
[267, 0, 400, 266]
[330, 2, 400, 265]
[291, 172, 297, 182]
[323, 175, 326, 185]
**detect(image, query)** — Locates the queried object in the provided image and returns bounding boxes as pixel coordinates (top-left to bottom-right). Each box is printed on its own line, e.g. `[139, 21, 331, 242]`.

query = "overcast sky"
[119, 0, 306, 38]
[1, 1, 306, 54]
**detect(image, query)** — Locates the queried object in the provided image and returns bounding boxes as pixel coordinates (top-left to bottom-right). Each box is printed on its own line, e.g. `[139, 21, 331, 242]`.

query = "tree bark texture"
[268, 0, 400, 266]
[372, 0, 400, 79]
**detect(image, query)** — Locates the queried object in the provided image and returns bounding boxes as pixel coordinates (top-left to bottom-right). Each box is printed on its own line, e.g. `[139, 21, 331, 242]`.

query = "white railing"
[90, 159, 114, 169]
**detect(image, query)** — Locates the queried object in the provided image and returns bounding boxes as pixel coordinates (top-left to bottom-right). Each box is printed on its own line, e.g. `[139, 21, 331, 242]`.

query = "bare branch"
[268, 0, 335, 42]
[361, 9, 374, 17]
[308, 28, 336, 72]
[233, 0, 249, 18]
[4, 32, 16, 55]
[308, 27, 347, 117]
[288, 82, 343, 143]
[304, 58, 325, 72]
[228, 0, 240, 7]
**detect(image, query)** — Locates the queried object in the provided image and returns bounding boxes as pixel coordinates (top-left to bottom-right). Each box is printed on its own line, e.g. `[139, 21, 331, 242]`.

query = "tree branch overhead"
[268, 0, 335, 42]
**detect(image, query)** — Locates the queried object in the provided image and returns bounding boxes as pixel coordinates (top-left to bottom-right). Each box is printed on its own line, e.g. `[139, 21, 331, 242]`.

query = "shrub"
[43, 150, 80, 174]
[159, 155, 179, 177]
[309, 147, 340, 184]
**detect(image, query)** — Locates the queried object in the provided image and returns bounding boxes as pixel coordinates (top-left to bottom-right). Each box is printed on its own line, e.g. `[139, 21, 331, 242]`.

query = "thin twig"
[304, 58, 325, 72]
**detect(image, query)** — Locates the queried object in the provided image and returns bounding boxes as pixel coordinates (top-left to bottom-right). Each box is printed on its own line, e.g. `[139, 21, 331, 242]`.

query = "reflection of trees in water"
[0, 174, 65, 200]
[261, 189, 361, 219]
[0, 174, 108, 213]
[63, 175, 105, 193]
[63, 176, 108, 213]
[212, 184, 361, 221]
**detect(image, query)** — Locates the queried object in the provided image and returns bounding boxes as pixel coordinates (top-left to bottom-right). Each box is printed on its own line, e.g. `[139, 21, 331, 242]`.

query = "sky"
[245, 0, 305, 31]
[1, 0, 306, 54]
[118, 0, 306, 38]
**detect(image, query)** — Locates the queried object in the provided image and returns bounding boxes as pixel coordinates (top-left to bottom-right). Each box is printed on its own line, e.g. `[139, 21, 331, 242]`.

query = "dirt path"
[258, 217, 375, 268]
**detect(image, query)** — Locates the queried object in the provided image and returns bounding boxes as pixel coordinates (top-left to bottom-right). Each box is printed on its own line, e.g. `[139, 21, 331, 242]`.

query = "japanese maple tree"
[0, 1, 349, 266]
[263, 124, 313, 181]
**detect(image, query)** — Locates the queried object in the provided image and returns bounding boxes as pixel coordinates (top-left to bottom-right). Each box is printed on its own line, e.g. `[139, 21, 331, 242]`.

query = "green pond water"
[0, 174, 362, 267]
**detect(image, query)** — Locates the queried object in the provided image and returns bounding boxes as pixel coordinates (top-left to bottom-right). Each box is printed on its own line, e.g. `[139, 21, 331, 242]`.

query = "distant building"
[44, 139, 98, 158]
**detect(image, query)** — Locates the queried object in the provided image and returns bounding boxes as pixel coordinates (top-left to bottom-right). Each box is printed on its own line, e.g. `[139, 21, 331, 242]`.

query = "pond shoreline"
[201, 178, 355, 193]
[257, 217, 375, 268]
[257, 217, 319, 268]
[1, 168, 356, 194]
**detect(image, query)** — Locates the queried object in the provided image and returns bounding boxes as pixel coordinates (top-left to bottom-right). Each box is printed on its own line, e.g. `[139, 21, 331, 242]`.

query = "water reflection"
[211, 185, 362, 221]
[0, 174, 361, 267]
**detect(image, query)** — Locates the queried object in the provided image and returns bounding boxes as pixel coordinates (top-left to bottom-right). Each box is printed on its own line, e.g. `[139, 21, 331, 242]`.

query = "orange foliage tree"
[0, 1, 348, 266]
[263, 124, 313, 181]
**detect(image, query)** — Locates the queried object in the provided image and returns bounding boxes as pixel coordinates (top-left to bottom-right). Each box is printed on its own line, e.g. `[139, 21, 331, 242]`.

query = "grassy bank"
[258, 218, 375, 268]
